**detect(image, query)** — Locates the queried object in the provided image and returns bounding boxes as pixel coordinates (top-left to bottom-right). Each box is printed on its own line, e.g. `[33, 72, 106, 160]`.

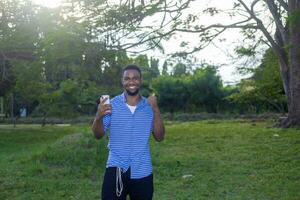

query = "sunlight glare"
[33, 0, 63, 8]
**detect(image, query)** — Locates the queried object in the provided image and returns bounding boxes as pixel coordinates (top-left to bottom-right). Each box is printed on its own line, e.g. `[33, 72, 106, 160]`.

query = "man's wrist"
[95, 113, 103, 121]
[153, 107, 160, 113]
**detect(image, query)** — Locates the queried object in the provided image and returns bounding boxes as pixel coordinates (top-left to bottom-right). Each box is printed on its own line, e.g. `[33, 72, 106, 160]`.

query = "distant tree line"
[0, 0, 287, 120]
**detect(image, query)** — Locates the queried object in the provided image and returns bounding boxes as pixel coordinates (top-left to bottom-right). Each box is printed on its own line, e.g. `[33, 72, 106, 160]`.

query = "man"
[92, 64, 165, 200]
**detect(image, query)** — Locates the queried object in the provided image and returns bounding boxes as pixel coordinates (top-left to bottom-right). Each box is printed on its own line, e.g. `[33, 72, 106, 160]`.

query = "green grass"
[0, 124, 107, 200]
[0, 120, 300, 200]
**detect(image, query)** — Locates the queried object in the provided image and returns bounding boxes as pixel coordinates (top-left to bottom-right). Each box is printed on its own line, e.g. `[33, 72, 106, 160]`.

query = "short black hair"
[122, 64, 142, 77]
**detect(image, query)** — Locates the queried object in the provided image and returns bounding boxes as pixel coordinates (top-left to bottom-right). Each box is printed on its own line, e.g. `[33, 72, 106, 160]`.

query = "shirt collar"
[121, 92, 147, 108]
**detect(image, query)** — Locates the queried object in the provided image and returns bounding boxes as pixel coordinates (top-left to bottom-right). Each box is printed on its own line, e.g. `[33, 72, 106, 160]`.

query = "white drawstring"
[116, 167, 123, 197]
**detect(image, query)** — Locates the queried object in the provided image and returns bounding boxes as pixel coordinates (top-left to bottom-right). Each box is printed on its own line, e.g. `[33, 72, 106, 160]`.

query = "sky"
[140, 0, 260, 85]
[148, 28, 248, 85]
[33, 0, 63, 8]
[32, 0, 261, 85]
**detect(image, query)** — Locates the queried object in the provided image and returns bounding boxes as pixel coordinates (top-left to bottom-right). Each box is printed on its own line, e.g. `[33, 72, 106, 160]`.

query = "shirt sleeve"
[102, 114, 111, 133]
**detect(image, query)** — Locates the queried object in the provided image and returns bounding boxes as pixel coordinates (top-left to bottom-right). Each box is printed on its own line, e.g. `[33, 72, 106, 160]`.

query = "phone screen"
[101, 95, 110, 104]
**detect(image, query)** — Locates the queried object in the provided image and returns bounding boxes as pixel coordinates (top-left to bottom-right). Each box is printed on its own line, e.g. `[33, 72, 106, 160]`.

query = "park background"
[0, 0, 300, 199]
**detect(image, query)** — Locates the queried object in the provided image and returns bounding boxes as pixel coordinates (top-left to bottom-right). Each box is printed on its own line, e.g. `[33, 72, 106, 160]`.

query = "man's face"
[122, 69, 142, 96]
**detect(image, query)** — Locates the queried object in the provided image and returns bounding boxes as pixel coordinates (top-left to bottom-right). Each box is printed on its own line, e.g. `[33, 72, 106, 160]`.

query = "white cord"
[116, 167, 123, 197]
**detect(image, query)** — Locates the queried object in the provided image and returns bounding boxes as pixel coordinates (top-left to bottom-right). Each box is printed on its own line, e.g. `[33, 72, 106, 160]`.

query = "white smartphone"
[100, 95, 110, 105]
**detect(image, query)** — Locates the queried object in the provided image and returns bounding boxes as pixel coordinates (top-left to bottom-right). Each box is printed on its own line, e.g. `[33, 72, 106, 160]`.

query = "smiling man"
[92, 64, 165, 200]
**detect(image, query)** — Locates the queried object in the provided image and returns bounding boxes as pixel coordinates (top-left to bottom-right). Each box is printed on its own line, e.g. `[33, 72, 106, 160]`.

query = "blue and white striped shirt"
[102, 93, 154, 179]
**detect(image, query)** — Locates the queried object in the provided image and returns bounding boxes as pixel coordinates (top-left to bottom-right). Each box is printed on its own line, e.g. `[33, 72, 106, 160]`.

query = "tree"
[220, 85, 240, 113]
[12, 61, 51, 114]
[0, 60, 14, 96]
[233, 0, 300, 127]
[0, 0, 42, 122]
[150, 57, 160, 78]
[0, 0, 125, 119]
[253, 49, 287, 112]
[0, 0, 39, 96]
[226, 79, 263, 114]
[227, 49, 287, 114]
[186, 66, 224, 113]
[183, 0, 300, 126]
[173, 62, 188, 77]
[152, 75, 188, 117]
[89, 0, 300, 127]
[162, 61, 169, 75]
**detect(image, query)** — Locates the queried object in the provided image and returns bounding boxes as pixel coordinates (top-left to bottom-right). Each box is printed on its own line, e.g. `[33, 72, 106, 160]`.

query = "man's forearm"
[92, 116, 105, 139]
[152, 108, 165, 142]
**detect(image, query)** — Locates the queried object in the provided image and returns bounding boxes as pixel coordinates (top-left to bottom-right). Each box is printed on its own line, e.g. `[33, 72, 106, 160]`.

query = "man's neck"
[125, 92, 141, 106]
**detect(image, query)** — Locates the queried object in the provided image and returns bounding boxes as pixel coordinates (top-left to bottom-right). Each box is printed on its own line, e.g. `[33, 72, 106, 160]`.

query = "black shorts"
[101, 167, 153, 200]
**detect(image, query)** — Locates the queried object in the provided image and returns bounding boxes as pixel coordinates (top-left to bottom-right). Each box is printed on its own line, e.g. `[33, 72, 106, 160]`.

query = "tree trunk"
[281, 1, 300, 127]
[42, 112, 47, 127]
[275, 27, 291, 108]
[278, 60, 291, 108]
[11, 92, 16, 128]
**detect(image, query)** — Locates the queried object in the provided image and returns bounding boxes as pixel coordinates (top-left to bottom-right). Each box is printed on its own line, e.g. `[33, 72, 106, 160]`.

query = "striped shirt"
[102, 93, 154, 179]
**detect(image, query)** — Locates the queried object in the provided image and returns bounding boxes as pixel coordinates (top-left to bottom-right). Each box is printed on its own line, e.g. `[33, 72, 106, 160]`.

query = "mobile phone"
[100, 95, 110, 105]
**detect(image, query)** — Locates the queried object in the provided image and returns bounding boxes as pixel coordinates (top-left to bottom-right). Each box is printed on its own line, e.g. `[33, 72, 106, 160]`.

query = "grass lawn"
[0, 120, 299, 200]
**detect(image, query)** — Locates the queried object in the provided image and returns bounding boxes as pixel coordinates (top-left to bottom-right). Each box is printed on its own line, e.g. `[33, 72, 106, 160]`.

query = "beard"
[126, 88, 139, 96]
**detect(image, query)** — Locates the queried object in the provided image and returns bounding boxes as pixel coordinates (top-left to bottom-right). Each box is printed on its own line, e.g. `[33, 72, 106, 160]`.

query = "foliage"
[0, 61, 15, 96]
[227, 49, 287, 113]
[226, 79, 262, 113]
[162, 61, 169, 75]
[152, 75, 188, 114]
[253, 49, 287, 112]
[0, 0, 292, 119]
[172, 63, 188, 77]
[79, 0, 300, 126]
[0, 0, 40, 96]
[186, 66, 224, 113]
[152, 65, 224, 113]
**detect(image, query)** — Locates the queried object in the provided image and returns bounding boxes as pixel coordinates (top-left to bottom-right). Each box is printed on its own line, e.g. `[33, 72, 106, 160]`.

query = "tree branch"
[238, 0, 279, 53]
[107, 28, 176, 50]
[265, 0, 287, 44]
[171, 28, 227, 56]
[173, 17, 258, 33]
[160, 0, 167, 28]
[0, 51, 35, 61]
[276, 0, 288, 11]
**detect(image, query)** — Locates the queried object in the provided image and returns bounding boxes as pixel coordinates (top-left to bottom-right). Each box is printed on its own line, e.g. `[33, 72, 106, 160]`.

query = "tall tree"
[179, 0, 300, 126]
[187, 66, 224, 113]
[101, 0, 300, 127]
[150, 57, 160, 78]
[253, 49, 287, 112]
[173, 62, 188, 77]
[152, 75, 188, 116]
[228, 49, 288, 114]
[0, 0, 38, 96]
[162, 61, 169, 75]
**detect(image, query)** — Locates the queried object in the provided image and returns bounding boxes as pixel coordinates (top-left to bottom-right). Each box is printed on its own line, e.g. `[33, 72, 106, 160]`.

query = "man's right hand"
[96, 97, 112, 119]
